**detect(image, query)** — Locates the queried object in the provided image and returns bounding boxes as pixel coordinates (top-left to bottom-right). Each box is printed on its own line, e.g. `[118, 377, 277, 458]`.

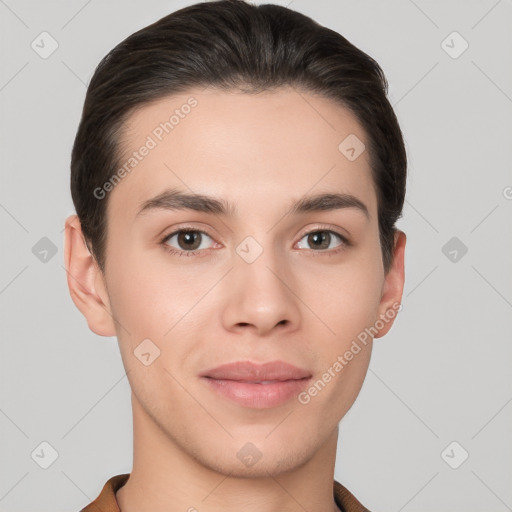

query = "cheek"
[302, 254, 383, 342]
[105, 259, 195, 406]
[296, 250, 382, 408]
[106, 247, 197, 331]
[105, 249, 210, 381]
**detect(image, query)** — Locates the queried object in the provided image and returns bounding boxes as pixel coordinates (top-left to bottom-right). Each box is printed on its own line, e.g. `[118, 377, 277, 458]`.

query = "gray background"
[1, 0, 511, 510]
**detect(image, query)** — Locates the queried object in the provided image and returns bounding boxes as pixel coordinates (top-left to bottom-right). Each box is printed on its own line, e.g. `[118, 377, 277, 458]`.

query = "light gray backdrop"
[1, 0, 511, 511]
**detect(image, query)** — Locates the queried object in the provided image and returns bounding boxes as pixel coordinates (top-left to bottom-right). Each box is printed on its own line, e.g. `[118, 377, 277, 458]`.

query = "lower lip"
[201, 377, 311, 409]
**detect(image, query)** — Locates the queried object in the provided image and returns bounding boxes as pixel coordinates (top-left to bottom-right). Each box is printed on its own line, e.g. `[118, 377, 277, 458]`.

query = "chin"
[193, 438, 315, 479]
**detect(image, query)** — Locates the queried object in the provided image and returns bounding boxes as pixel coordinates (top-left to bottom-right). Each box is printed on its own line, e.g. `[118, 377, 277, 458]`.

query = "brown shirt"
[79, 473, 371, 512]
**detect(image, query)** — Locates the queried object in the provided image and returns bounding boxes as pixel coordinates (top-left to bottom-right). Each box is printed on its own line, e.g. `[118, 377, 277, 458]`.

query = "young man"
[64, 1, 407, 511]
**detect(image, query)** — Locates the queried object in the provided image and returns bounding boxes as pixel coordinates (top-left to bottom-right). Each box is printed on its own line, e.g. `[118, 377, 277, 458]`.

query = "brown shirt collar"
[79, 473, 371, 512]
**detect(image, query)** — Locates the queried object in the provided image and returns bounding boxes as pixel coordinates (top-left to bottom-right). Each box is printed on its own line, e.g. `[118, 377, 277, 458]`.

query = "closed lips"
[200, 360, 312, 381]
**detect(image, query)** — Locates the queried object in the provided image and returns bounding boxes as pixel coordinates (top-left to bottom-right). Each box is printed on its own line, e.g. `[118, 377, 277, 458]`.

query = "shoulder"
[79, 473, 130, 512]
[333, 479, 372, 512]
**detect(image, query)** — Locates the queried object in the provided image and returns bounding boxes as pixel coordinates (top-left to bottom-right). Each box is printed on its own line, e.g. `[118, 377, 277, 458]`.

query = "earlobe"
[63, 214, 117, 337]
[374, 229, 406, 339]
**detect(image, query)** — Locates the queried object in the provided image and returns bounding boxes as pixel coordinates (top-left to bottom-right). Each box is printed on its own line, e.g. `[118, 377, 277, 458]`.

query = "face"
[66, 86, 405, 478]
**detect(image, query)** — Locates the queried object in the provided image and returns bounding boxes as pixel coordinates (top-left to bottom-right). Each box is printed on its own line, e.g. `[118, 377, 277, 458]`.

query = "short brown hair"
[70, 0, 407, 274]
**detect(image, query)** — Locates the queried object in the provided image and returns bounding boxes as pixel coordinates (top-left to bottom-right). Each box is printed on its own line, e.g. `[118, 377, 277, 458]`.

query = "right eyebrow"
[136, 188, 236, 218]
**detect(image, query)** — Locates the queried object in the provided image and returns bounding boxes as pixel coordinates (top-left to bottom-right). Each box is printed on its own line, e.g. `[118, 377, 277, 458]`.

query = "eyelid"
[295, 222, 350, 245]
[160, 222, 218, 241]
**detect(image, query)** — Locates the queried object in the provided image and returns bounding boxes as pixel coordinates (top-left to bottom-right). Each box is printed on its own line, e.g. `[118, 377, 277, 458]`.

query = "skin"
[64, 86, 406, 512]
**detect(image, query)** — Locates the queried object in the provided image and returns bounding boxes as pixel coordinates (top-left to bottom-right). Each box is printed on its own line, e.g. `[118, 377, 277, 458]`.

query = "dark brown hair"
[70, 0, 407, 274]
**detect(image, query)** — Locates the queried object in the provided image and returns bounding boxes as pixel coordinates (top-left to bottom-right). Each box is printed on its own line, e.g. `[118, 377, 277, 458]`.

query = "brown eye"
[164, 230, 215, 252]
[177, 231, 201, 250]
[296, 230, 345, 251]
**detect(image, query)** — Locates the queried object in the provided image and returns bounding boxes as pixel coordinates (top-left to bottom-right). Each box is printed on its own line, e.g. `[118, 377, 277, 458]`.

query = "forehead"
[108, 86, 377, 223]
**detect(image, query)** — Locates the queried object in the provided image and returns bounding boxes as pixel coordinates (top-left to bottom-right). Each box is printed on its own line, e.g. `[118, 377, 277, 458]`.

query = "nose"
[220, 243, 301, 337]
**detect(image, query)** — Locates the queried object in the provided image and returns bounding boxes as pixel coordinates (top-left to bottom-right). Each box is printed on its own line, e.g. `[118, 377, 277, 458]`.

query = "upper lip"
[200, 360, 312, 381]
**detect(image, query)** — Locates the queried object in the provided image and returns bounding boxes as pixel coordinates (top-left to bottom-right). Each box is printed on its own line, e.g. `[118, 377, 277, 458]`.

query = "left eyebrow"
[290, 192, 369, 219]
[135, 187, 370, 220]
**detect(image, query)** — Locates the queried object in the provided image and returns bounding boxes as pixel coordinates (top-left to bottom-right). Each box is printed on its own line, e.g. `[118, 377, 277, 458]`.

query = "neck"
[116, 393, 341, 512]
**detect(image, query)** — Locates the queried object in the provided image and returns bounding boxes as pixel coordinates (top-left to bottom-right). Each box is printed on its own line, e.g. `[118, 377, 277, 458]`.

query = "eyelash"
[159, 224, 351, 258]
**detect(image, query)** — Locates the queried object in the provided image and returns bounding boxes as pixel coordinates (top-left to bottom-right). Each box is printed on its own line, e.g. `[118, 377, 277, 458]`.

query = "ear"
[63, 214, 117, 337]
[374, 229, 406, 339]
